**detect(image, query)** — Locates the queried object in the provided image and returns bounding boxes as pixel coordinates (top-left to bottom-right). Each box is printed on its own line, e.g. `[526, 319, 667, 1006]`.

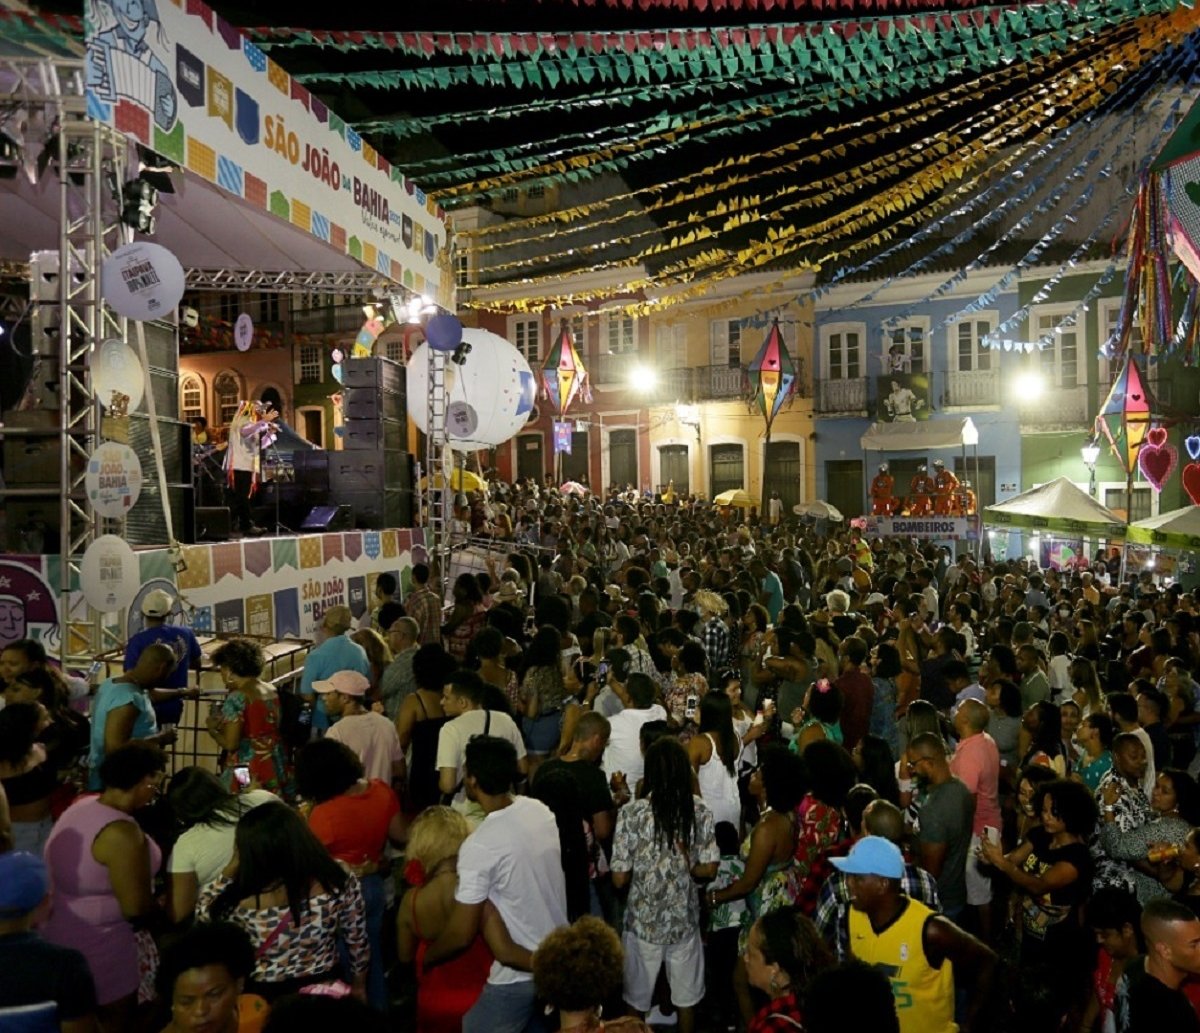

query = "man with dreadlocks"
[611, 737, 720, 1033]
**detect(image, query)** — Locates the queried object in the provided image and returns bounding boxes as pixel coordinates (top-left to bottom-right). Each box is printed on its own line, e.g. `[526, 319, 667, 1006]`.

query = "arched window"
[180, 373, 203, 423]
[213, 370, 243, 427]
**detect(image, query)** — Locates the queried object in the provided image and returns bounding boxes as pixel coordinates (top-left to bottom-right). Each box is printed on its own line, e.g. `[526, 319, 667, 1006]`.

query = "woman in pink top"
[42, 742, 167, 1031]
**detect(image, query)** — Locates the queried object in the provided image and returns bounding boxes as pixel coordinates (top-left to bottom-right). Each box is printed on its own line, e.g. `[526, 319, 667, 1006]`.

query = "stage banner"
[0, 528, 422, 656]
[84, 0, 449, 302]
[863, 516, 979, 540]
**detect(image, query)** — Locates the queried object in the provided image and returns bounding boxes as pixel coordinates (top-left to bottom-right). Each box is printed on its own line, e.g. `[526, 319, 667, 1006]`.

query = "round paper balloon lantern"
[407, 329, 536, 452]
[79, 534, 141, 613]
[100, 241, 186, 321]
[425, 314, 463, 353]
[93, 339, 146, 411]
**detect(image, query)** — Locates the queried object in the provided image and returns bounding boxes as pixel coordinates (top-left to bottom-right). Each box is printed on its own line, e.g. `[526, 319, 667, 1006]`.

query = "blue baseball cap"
[0, 851, 49, 915]
[830, 836, 904, 879]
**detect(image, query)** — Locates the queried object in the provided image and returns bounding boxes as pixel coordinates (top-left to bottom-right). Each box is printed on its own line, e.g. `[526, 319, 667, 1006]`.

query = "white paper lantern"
[85, 442, 144, 518]
[101, 241, 186, 321]
[79, 534, 140, 613]
[93, 339, 146, 411]
[407, 329, 537, 452]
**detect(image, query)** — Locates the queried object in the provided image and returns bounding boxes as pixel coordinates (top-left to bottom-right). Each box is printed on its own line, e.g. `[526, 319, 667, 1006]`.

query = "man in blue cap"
[0, 851, 97, 1032]
[832, 836, 996, 1033]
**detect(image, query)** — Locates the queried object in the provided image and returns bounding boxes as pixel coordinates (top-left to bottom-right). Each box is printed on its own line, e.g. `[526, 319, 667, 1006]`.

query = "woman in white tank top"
[688, 693, 743, 832]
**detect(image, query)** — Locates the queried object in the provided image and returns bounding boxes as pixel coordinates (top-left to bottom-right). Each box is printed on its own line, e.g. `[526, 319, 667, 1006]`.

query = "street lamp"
[1081, 436, 1100, 498]
[630, 364, 658, 393]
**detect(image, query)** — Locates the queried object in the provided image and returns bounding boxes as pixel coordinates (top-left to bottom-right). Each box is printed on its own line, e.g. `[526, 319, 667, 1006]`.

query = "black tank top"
[406, 693, 449, 812]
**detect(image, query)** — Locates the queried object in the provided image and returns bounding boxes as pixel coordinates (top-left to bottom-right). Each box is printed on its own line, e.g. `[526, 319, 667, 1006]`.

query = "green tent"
[983, 477, 1125, 535]
[1125, 505, 1200, 551]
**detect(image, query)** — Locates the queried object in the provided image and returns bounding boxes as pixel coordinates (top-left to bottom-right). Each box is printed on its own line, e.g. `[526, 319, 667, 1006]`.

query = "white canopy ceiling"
[860, 418, 979, 452]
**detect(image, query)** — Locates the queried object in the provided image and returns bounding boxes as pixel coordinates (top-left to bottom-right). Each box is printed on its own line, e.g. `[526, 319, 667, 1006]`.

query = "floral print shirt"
[611, 796, 720, 945]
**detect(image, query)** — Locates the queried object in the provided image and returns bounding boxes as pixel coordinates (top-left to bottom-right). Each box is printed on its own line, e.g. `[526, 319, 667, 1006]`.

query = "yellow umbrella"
[713, 488, 755, 508]
[419, 469, 485, 492]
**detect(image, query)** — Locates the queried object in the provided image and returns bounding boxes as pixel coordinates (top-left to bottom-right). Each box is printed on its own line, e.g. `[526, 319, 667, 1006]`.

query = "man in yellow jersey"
[833, 836, 997, 1033]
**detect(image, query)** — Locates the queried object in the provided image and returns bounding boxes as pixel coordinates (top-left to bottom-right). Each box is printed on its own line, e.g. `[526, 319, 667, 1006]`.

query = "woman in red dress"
[397, 806, 525, 1032]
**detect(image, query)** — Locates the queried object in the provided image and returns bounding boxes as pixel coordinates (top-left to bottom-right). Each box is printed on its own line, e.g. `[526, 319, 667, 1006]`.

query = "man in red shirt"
[950, 698, 1001, 942]
[834, 636, 874, 751]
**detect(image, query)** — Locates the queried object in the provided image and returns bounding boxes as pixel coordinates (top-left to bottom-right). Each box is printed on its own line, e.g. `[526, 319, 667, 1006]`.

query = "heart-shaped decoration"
[1147, 427, 1169, 448]
[1139, 441, 1178, 492]
[1186, 435, 1200, 462]
[1184, 463, 1200, 506]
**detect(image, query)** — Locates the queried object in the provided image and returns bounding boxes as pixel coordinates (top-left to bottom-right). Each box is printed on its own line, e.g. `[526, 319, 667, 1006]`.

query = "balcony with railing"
[1018, 383, 1089, 429]
[944, 369, 1000, 409]
[816, 377, 869, 415]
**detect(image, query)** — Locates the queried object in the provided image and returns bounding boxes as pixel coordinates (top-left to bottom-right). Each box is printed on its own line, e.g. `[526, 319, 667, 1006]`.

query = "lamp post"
[1081, 437, 1100, 499]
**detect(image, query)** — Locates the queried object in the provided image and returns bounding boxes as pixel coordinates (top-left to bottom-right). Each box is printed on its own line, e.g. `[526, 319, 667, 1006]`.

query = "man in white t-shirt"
[602, 672, 667, 787]
[316, 671, 404, 785]
[436, 670, 527, 803]
[425, 735, 568, 1033]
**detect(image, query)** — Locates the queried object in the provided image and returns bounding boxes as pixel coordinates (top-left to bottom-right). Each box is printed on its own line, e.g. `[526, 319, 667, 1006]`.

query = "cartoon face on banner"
[100, 242, 186, 321]
[86, 0, 179, 131]
[85, 441, 144, 518]
[877, 374, 931, 422]
[0, 561, 59, 650]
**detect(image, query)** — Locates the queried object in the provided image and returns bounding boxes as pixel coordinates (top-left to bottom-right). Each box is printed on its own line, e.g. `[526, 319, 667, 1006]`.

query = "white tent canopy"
[860, 418, 979, 452]
[983, 476, 1124, 533]
[1126, 505, 1200, 550]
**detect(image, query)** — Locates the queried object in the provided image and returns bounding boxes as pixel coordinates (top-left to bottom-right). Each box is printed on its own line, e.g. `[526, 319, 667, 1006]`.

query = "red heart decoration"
[1147, 427, 1169, 448]
[1139, 442, 1178, 492]
[1184, 463, 1200, 506]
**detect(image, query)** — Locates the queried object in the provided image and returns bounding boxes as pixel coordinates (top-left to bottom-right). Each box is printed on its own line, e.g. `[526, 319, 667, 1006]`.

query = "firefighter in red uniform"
[908, 464, 935, 516]
[932, 459, 960, 515]
[870, 463, 896, 516]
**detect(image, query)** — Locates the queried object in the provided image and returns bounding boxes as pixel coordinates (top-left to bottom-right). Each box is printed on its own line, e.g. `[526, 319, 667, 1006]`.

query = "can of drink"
[1148, 844, 1182, 864]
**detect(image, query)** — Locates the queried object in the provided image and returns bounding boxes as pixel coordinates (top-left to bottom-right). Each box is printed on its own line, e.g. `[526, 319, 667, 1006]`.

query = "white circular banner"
[85, 442, 144, 518]
[101, 241, 186, 321]
[79, 534, 140, 613]
[234, 313, 254, 351]
[446, 401, 479, 439]
[93, 339, 146, 411]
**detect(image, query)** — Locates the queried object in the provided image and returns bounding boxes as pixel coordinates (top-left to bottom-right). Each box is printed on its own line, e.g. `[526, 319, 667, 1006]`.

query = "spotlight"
[451, 341, 472, 366]
[135, 144, 177, 194]
[120, 176, 158, 234]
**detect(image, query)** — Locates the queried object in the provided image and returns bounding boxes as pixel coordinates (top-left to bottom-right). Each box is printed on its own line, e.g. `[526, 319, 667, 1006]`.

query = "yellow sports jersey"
[848, 898, 956, 1033]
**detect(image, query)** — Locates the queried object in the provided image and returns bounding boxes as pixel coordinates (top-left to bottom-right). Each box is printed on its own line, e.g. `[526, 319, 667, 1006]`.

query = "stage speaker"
[301, 504, 352, 532]
[194, 506, 232, 542]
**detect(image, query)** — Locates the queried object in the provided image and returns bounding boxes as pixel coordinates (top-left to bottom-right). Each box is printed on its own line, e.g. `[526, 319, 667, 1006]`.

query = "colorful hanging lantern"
[747, 320, 796, 427]
[1095, 356, 1156, 475]
[541, 320, 590, 417]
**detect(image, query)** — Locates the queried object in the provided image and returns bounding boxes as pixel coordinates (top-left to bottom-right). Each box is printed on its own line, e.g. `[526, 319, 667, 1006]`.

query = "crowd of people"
[3, 477, 1200, 1033]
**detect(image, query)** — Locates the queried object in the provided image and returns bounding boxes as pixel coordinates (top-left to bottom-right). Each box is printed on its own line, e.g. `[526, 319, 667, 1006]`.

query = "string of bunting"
[252, 6, 1114, 58]
[400, 6, 1147, 192]
[771, 35, 1190, 324]
[464, 24, 1149, 301]
[461, 9, 1194, 314]
[459, 53, 1064, 279]
[433, 17, 1134, 210]
[523, 0, 1038, 10]
[458, 18, 1180, 314]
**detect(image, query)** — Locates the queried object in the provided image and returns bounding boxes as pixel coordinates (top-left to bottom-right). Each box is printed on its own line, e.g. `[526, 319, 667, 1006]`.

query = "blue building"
[811, 269, 1025, 520]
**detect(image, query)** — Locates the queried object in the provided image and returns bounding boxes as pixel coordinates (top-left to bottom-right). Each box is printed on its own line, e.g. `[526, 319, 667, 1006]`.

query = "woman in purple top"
[42, 742, 166, 1031]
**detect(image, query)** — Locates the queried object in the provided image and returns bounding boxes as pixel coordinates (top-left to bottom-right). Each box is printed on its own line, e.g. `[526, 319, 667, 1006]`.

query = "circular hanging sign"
[85, 442, 144, 518]
[79, 534, 141, 613]
[100, 241, 186, 321]
[446, 401, 479, 439]
[93, 339, 146, 411]
[234, 313, 254, 351]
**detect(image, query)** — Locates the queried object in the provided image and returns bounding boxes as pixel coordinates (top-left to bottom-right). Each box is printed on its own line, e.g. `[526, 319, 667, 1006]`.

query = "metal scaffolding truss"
[0, 55, 128, 663]
[184, 268, 395, 294]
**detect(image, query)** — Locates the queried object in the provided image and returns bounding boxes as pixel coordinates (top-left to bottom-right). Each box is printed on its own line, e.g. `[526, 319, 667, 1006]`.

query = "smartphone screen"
[233, 766, 251, 788]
